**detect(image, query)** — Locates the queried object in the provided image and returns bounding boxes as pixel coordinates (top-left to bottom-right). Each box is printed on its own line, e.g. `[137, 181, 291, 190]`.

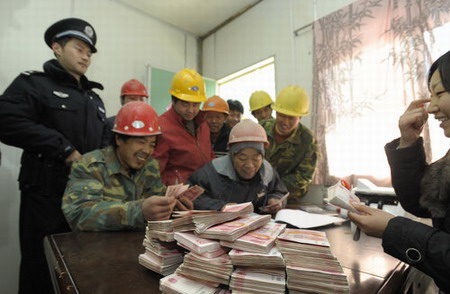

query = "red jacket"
[152, 107, 214, 185]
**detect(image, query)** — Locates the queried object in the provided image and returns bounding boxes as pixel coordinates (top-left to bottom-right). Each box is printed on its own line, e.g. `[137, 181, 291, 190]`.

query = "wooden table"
[44, 222, 408, 294]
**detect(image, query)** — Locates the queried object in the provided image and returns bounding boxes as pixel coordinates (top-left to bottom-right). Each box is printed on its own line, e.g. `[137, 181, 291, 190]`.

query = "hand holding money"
[326, 182, 361, 214]
[176, 185, 204, 201]
[327, 181, 364, 241]
[166, 184, 204, 201]
[259, 192, 289, 213]
[142, 196, 177, 221]
[175, 197, 194, 211]
[348, 203, 395, 238]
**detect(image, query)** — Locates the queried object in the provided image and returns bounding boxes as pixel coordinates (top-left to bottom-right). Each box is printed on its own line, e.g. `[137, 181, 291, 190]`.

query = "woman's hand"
[260, 198, 283, 215]
[398, 98, 431, 148]
[348, 203, 395, 238]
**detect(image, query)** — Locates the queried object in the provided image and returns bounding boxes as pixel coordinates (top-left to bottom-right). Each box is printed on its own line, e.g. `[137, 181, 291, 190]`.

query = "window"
[312, 0, 450, 185]
[217, 57, 275, 120]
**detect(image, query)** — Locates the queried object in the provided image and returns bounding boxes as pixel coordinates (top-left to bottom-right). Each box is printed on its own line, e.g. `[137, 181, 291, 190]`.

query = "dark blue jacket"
[0, 59, 108, 195]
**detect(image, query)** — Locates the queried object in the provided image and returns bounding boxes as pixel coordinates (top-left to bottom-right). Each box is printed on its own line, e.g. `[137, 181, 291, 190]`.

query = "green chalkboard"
[149, 67, 216, 115]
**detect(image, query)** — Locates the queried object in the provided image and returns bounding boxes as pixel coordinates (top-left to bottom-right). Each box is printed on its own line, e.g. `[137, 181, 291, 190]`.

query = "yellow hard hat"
[249, 91, 273, 112]
[272, 85, 309, 117]
[169, 68, 206, 103]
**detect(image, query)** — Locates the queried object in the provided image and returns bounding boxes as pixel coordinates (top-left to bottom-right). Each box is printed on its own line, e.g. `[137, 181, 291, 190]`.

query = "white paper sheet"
[274, 209, 346, 229]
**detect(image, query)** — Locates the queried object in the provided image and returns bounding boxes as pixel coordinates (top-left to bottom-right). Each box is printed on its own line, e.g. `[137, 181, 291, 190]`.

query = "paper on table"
[274, 209, 346, 229]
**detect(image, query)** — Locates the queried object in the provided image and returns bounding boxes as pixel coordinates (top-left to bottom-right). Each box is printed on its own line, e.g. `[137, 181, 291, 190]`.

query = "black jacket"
[211, 123, 231, 155]
[189, 155, 288, 212]
[0, 59, 108, 195]
[104, 115, 116, 145]
[384, 138, 450, 293]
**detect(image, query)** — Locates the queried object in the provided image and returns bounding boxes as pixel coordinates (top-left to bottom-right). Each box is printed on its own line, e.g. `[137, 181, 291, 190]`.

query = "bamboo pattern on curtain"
[312, 0, 450, 186]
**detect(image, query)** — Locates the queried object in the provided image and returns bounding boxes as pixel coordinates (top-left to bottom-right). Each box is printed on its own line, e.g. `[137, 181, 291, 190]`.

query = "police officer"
[0, 18, 107, 293]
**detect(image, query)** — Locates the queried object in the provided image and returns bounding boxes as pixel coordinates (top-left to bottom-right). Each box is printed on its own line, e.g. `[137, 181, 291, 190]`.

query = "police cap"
[44, 18, 97, 53]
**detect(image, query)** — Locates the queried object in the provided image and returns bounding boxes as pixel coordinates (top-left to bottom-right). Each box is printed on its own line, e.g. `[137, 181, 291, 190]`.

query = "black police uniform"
[0, 18, 107, 294]
[104, 115, 116, 145]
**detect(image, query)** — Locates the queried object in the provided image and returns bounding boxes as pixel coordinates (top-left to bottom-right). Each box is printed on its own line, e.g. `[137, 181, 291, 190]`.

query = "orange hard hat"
[112, 102, 161, 136]
[202, 95, 229, 114]
[120, 79, 148, 98]
[228, 119, 269, 148]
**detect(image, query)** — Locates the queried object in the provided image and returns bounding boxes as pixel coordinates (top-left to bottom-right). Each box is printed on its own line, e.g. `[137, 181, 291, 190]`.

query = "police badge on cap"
[44, 18, 97, 53]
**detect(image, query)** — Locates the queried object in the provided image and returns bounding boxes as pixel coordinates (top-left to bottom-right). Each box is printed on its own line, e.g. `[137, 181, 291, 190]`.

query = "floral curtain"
[312, 0, 450, 186]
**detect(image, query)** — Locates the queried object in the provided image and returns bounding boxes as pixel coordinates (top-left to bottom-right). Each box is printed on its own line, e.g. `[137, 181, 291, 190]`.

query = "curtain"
[312, 0, 450, 187]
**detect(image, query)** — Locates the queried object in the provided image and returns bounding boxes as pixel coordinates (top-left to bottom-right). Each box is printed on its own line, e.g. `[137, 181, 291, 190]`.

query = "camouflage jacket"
[261, 119, 319, 204]
[62, 146, 165, 231]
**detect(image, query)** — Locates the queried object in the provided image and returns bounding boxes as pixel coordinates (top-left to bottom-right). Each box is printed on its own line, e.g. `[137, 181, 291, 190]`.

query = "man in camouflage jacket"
[260, 86, 319, 205]
[62, 102, 192, 231]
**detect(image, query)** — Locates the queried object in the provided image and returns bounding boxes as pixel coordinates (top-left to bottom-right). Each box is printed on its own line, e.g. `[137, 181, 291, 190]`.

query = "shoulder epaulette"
[20, 70, 44, 76]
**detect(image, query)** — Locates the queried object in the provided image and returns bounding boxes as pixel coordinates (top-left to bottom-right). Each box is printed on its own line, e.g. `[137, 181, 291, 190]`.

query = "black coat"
[211, 123, 231, 154]
[104, 115, 116, 145]
[0, 59, 108, 195]
[384, 138, 450, 293]
[189, 155, 288, 212]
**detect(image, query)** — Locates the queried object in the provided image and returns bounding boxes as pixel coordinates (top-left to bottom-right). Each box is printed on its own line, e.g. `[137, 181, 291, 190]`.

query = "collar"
[267, 121, 304, 145]
[167, 106, 207, 125]
[44, 59, 103, 90]
[104, 146, 124, 177]
[212, 154, 274, 185]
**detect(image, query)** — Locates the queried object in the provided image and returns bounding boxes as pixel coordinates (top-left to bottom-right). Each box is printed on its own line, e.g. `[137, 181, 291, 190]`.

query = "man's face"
[226, 110, 242, 128]
[205, 111, 227, 133]
[173, 99, 201, 121]
[232, 148, 263, 180]
[53, 38, 92, 80]
[122, 95, 147, 105]
[275, 112, 300, 136]
[115, 136, 157, 171]
[252, 105, 272, 121]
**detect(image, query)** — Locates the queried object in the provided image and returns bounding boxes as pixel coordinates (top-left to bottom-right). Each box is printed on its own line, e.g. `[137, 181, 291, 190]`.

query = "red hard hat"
[112, 102, 161, 136]
[228, 119, 269, 148]
[120, 79, 148, 97]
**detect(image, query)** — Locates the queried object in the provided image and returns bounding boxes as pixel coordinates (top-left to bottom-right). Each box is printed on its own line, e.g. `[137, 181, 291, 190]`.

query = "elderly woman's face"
[232, 147, 263, 179]
[428, 70, 450, 138]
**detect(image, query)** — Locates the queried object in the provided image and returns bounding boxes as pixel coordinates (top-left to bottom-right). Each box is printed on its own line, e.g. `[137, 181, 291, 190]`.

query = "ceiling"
[116, 0, 262, 38]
